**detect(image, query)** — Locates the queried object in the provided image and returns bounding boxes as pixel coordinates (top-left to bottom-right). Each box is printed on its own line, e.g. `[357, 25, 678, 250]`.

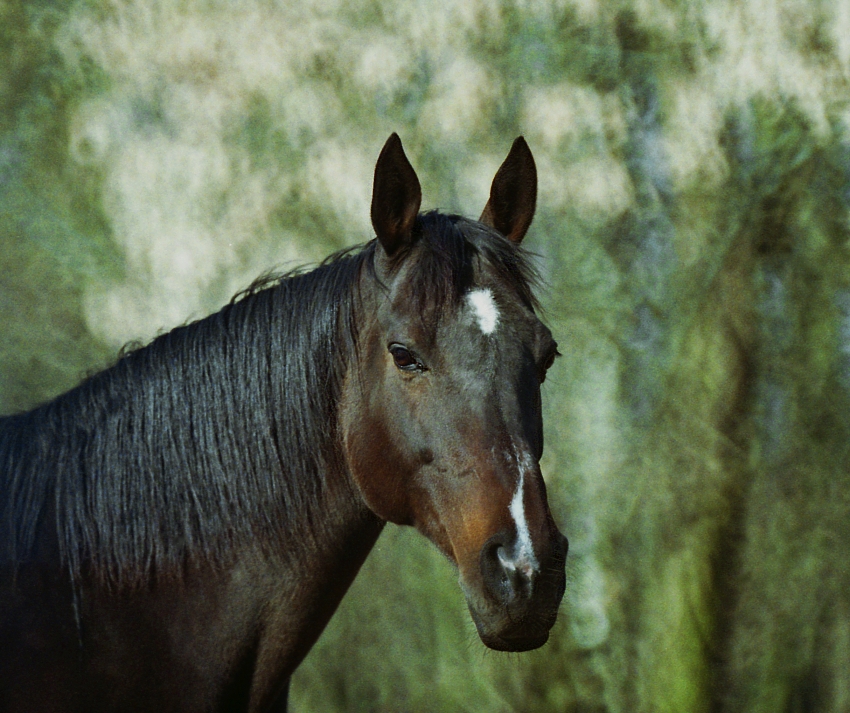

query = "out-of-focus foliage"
[4, 0, 850, 710]
[0, 0, 119, 410]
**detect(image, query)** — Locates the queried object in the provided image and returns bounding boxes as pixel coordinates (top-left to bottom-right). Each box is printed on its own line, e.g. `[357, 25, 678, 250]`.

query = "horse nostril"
[499, 546, 532, 601]
[481, 539, 535, 605]
[497, 545, 512, 571]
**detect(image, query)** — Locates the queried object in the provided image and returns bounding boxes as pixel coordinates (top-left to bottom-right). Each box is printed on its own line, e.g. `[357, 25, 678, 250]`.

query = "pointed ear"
[479, 136, 537, 244]
[371, 133, 422, 257]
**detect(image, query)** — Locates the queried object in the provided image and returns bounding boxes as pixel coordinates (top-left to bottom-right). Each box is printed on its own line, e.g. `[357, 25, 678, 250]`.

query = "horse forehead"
[466, 288, 499, 335]
[464, 285, 546, 343]
[376, 264, 540, 346]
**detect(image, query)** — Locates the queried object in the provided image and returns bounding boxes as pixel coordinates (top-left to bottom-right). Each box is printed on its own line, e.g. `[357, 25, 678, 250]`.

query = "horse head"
[341, 134, 567, 652]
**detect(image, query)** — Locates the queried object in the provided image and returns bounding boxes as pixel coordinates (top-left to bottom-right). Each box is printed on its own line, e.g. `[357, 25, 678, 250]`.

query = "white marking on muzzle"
[467, 288, 499, 335]
[507, 448, 539, 571]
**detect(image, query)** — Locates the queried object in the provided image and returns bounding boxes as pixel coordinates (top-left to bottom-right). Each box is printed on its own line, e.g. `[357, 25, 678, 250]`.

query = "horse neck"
[4, 260, 384, 585]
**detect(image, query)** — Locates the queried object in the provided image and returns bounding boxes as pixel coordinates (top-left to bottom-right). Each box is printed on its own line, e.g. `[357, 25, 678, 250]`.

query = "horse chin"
[477, 626, 550, 653]
[466, 602, 555, 653]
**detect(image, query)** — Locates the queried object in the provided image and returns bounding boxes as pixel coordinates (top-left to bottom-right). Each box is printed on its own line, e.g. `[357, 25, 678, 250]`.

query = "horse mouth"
[463, 535, 568, 653]
[467, 604, 557, 652]
[478, 628, 551, 652]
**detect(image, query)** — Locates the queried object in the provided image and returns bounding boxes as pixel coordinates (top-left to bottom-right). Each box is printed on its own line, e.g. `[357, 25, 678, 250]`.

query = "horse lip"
[462, 541, 567, 653]
[479, 628, 550, 652]
[467, 602, 555, 652]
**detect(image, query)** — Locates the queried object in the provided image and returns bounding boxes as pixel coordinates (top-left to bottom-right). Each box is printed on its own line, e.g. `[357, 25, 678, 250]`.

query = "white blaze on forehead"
[507, 448, 539, 570]
[466, 288, 499, 335]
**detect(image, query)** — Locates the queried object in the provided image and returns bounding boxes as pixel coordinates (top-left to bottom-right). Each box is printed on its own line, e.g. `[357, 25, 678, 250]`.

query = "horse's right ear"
[371, 133, 422, 258]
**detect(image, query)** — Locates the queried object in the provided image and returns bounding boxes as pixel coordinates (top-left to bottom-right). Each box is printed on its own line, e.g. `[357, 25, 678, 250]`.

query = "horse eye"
[389, 345, 419, 371]
[539, 348, 560, 383]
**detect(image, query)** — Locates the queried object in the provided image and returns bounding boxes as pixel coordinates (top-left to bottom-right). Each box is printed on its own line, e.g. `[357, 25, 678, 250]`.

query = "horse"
[0, 133, 568, 712]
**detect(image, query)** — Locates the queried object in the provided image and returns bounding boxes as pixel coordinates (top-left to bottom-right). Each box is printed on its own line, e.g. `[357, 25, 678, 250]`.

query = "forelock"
[391, 211, 539, 324]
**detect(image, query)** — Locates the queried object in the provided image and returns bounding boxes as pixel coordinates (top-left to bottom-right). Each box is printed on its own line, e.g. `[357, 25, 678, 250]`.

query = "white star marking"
[467, 288, 499, 335]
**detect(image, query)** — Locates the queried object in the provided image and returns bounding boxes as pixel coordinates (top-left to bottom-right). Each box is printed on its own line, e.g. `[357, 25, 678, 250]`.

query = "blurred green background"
[4, 0, 850, 710]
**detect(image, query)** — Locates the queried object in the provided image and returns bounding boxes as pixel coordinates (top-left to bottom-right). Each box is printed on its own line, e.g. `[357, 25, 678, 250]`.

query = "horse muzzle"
[465, 529, 568, 652]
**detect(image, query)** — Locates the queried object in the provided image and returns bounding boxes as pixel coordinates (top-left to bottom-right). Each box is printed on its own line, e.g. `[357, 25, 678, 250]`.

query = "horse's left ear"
[480, 136, 537, 244]
[371, 133, 422, 258]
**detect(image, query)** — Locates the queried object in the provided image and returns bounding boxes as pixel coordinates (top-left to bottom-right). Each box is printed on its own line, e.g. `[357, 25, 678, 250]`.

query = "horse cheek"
[341, 409, 414, 526]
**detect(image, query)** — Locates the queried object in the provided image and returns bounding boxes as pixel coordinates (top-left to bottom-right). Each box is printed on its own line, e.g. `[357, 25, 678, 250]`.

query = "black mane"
[0, 212, 538, 584]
